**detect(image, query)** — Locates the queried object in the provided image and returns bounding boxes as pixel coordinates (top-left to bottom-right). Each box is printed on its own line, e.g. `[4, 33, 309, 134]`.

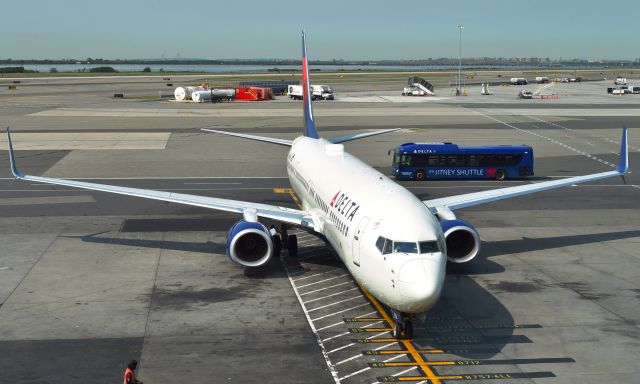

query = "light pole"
[457, 24, 464, 96]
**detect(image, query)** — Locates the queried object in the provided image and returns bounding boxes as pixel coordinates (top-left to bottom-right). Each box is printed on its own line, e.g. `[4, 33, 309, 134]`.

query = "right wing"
[424, 127, 629, 211]
[6, 129, 315, 230]
[327, 128, 403, 144]
[201, 128, 293, 146]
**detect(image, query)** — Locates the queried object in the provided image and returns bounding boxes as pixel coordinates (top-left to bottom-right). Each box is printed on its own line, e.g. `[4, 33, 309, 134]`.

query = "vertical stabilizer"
[301, 31, 320, 139]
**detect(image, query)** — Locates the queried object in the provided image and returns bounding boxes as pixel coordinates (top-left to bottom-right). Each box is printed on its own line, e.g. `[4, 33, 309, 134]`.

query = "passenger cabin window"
[375, 236, 385, 252]
[419, 241, 439, 254]
[393, 241, 418, 254]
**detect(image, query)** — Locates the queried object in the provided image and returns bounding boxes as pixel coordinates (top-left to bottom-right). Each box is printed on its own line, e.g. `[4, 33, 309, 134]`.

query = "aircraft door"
[352, 217, 370, 267]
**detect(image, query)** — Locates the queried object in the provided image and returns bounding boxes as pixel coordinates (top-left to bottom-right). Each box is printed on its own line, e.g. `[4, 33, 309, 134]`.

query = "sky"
[1, 0, 638, 60]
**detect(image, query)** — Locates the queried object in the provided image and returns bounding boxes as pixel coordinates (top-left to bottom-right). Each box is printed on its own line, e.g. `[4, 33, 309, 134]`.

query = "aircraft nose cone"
[398, 256, 445, 312]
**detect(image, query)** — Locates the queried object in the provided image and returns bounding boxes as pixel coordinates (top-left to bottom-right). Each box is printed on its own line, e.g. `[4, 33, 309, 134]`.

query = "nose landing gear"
[391, 311, 413, 340]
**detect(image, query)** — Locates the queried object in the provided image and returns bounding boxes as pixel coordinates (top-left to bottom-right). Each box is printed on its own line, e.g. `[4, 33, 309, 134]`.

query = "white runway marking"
[307, 295, 365, 312]
[304, 287, 360, 304]
[292, 270, 337, 282]
[335, 341, 394, 366]
[338, 354, 405, 381]
[327, 331, 387, 354]
[471, 109, 618, 168]
[299, 281, 353, 296]
[316, 311, 378, 332]
[283, 260, 341, 383]
[370, 366, 418, 384]
[523, 114, 640, 152]
[296, 274, 350, 289]
[311, 303, 371, 322]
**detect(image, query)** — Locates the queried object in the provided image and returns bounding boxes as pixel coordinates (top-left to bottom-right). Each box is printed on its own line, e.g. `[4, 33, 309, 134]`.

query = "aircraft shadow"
[483, 230, 640, 258]
[61, 233, 227, 255]
[411, 273, 518, 360]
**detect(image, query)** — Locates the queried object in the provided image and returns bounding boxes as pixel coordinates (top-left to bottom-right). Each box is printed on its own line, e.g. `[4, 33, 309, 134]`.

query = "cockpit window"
[382, 238, 393, 254]
[393, 241, 418, 254]
[419, 241, 439, 254]
[375, 236, 385, 252]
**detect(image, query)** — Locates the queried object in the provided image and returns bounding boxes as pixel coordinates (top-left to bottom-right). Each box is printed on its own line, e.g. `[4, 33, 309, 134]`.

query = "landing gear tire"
[392, 321, 403, 339]
[403, 320, 413, 339]
[287, 234, 298, 257]
[272, 234, 282, 258]
[392, 314, 414, 340]
[495, 169, 507, 181]
[414, 169, 426, 181]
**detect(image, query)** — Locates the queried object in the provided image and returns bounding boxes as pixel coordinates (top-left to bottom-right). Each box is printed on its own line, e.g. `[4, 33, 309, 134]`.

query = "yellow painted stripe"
[345, 317, 385, 322]
[350, 327, 393, 332]
[374, 361, 456, 367]
[394, 375, 464, 381]
[360, 287, 442, 384]
[273, 187, 303, 209]
[373, 349, 445, 355]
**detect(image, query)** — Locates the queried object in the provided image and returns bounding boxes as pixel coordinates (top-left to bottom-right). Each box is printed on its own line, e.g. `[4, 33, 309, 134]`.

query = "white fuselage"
[286, 137, 447, 313]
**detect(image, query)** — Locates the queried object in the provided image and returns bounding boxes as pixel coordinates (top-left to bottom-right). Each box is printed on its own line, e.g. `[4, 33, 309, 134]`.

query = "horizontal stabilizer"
[328, 128, 403, 144]
[201, 129, 293, 146]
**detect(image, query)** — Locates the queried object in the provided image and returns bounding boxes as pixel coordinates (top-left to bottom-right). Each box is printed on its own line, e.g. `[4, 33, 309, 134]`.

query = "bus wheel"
[414, 169, 426, 181]
[495, 169, 507, 181]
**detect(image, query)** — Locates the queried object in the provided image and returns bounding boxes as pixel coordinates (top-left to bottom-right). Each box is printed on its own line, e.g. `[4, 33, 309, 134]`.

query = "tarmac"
[0, 75, 639, 384]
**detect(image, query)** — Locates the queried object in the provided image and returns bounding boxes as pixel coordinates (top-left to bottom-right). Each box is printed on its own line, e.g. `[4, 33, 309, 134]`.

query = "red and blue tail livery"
[301, 30, 320, 139]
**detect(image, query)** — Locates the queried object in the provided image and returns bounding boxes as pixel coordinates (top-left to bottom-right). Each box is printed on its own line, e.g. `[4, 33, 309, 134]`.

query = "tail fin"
[616, 125, 628, 173]
[301, 30, 320, 139]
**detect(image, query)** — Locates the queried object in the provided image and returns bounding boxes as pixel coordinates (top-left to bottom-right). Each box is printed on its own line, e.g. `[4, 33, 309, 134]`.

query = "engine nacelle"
[226, 221, 273, 267]
[439, 219, 481, 264]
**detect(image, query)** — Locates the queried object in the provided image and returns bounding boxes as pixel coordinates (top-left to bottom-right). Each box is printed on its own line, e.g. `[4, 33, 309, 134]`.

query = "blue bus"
[391, 142, 534, 181]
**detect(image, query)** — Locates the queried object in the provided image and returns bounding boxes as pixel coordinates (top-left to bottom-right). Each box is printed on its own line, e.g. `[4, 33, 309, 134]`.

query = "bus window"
[428, 155, 446, 166]
[469, 155, 482, 167]
[400, 155, 411, 166]
[393, 241, 418, 254]
[410, 154, 428, 167]
[446, 155, 466, 167]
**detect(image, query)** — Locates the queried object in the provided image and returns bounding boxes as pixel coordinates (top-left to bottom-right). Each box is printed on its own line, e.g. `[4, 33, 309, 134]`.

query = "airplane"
[5, 31, 629, 339]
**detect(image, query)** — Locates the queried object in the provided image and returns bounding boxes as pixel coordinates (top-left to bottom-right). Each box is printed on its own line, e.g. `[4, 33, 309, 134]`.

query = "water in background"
[16, 63, 557, 73]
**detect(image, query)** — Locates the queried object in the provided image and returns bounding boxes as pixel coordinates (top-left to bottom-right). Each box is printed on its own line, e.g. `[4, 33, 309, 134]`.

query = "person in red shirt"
[123, 360, 143, 384]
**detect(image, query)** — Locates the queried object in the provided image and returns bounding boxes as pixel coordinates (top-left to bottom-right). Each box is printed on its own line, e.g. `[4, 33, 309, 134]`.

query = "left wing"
[424, 127, 629, 211]
[5, 129, 316, 230]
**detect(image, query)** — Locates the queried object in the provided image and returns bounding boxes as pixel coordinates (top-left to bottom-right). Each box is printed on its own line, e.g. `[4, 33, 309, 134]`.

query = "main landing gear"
[276, 224, 298, 258]
[392, 311, 413, 340]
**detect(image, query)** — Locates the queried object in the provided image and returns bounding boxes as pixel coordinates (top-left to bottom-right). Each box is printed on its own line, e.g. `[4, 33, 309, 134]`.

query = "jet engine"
[226, 220, 274, 267]
[439, 219, 481, 263]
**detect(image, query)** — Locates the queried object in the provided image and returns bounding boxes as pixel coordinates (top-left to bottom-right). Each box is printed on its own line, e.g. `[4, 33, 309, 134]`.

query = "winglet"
[6, 128, 24, 178]
[301, 30, 320, 139]
[616, 126, 629, 173]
